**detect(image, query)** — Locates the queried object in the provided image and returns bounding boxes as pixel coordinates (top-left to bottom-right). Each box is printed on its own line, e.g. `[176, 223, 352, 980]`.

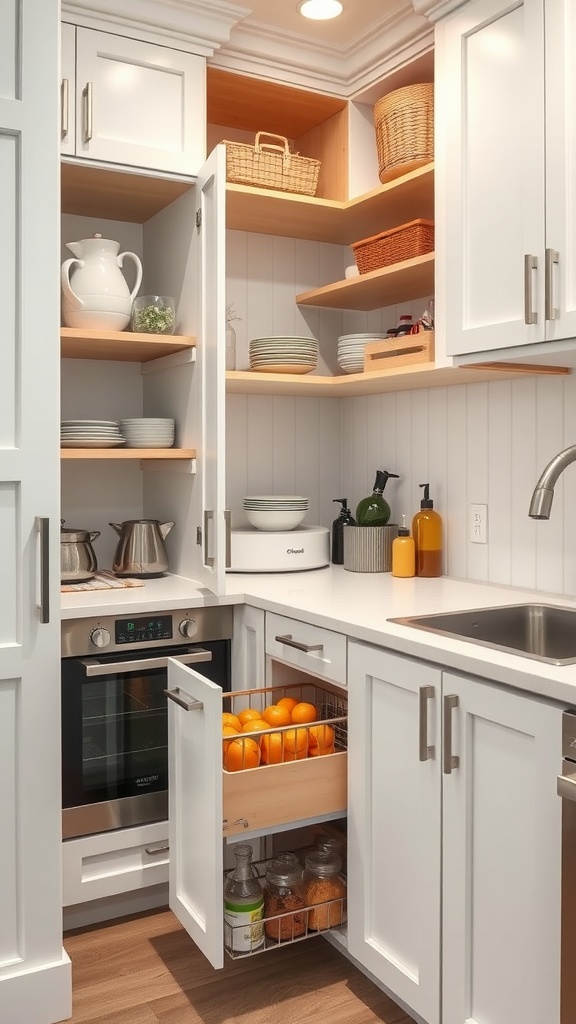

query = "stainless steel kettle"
[61, 521, 101, 583]
[109, 519, 174, 578]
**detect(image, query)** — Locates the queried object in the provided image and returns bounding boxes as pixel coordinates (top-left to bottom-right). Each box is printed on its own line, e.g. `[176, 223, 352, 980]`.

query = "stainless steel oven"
[61, 606, 232, 839]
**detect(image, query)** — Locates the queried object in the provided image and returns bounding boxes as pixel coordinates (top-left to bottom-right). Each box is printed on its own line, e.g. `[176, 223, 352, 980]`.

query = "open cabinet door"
[167, 657, 224, 968]
[194, 145, 227, 593]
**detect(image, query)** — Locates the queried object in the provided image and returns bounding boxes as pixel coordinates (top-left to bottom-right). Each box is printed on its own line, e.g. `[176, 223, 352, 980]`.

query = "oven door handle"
[80, 648, 213, 677]
[557, 762, 576, 801]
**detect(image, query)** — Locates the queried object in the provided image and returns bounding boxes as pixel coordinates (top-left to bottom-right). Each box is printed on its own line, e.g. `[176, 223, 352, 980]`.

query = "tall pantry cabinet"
[0, 2, 71, 1023]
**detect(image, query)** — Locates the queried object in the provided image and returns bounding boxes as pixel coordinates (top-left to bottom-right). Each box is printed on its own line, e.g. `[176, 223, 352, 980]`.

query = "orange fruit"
[224, 737, 260, 772]
[262, 704, 292, 728]
[308, 724, 335, 751]
[291, 702, 318, 725]
[308, 744, 335, 757]
[260, 731, 285, 765]
[283, 727, 308, 755]
[222, 725, 239, 752]
[222, 712, 242, 732]
[237, 707, 263, 727]
[241, 718, 269, 734]
[284, 747, 308, 761]
[277, 696, 298, 714]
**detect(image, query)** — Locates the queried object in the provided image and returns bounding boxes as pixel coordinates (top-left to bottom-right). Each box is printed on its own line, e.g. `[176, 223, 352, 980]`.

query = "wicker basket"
[374, 83, 434, 183]
[223, 132, 321, 196]
[352, 219, 434, 274]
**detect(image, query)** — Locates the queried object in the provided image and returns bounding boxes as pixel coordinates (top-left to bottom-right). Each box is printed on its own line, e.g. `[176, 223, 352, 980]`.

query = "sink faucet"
[529, 444, 576, 518]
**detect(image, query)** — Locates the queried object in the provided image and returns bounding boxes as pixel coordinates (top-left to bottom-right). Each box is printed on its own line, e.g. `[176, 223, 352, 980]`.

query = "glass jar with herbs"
[303, 849, 346, 931]
[131, 295, 176, 335]
[263, 854, 307, 942]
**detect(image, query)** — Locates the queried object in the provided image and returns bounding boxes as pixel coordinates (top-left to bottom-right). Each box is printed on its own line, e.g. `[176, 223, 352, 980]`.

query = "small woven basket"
[224, 132, 321, 196]
[373, 83, 434, 183]
[352, 219, 434, 274]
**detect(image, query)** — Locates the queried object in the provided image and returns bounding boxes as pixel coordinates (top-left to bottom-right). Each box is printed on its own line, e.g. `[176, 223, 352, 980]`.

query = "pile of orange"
[221, 697, 336, 771]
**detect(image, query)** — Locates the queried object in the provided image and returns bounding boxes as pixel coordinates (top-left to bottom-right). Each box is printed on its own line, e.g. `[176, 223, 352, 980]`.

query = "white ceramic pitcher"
[61, 233, 143, 331]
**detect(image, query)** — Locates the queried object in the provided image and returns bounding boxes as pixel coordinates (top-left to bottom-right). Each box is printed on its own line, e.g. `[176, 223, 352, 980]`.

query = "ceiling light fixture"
[298, 0, 344, 21]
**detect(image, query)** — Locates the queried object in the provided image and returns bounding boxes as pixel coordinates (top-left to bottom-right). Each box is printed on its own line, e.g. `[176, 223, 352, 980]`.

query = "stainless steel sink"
[389, 603, 576, 666]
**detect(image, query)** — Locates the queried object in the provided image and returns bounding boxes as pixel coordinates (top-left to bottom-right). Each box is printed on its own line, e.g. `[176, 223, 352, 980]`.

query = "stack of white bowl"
[249, 337, 318, 375]
[243, 495, 309, 531]
[120, 418, 175, 448]
[337, 333, 382, 374]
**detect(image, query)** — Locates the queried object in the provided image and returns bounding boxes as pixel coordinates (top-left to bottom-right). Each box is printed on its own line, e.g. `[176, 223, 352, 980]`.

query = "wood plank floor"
[62, 909, 416, 1024]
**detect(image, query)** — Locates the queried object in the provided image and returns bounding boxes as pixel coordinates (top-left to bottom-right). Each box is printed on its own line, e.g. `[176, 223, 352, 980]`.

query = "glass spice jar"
[303, 850, 346, 931]
[314, 832, 347, 872]
[263, 856, 307, 942]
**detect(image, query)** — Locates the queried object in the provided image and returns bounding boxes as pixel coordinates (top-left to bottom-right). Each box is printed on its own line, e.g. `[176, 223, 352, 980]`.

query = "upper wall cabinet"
[60, 24, 206, 175]
[438, 0, 576, 358]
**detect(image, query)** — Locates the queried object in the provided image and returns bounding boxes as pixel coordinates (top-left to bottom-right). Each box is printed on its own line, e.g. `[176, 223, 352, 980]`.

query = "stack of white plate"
[120, 418, 175, 449]
[243, 494, 309, 531]
[337, 333, 382, 374]
[249, 337, 318, 375]
[61, 420, 124, 448]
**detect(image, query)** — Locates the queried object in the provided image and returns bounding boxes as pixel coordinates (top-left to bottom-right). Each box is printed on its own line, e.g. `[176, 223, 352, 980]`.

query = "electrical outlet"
[469, 504, 488, 544]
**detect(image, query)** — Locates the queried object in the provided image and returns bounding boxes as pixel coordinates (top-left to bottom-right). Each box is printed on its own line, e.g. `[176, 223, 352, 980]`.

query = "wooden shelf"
[226, 164, 434, 244]
[60, 448, 196, 460]
[226, 363, 570, 398]
[60, 328, 196, 362]
[61, 161, 193, 223]
[296, 253, 435, 311]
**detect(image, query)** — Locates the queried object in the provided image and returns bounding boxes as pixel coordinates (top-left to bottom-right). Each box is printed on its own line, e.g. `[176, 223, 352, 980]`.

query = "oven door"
[61, 644, 221, 838]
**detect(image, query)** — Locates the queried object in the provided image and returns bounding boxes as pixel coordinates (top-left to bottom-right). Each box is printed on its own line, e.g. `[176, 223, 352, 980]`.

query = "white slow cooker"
[227, 525, 330, 573]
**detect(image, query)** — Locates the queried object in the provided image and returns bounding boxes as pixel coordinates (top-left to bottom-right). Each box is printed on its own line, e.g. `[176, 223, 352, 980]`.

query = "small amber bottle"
[392, 515, 415, 578]
[412, 484, 443, 577]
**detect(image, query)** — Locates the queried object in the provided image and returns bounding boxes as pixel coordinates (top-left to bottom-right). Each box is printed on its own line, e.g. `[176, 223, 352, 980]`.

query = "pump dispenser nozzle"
[418, 483, 433, 509]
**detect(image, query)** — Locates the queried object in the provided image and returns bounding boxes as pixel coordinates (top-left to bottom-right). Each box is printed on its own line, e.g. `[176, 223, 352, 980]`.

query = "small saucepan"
[61, 521, 100, 583]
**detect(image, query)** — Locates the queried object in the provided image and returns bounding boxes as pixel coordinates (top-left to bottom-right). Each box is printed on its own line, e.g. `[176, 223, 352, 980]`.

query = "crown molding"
[61, 0, 250, 56]
[412, 0, 470, 20]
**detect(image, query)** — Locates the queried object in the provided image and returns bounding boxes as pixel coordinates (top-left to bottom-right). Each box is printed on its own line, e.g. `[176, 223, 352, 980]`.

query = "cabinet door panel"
[75, 29, 205, 174]
[347, 642, 441, 1024]
[440, 0, 545, 355]
[167, 659, 223, 969]
[442, 673, 561, 1024]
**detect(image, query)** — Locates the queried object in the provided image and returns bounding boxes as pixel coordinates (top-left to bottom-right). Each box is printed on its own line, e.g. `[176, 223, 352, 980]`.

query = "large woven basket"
[224, 132, 321, 196]
[374, 83, 434, 183]
[352, 219, 435, 274]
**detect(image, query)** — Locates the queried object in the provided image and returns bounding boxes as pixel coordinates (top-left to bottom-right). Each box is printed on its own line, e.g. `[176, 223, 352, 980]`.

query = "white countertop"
[61, 566, 576, 707]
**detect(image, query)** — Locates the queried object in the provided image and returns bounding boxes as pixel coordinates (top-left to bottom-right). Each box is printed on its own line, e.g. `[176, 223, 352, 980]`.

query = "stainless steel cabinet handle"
[419, 685, 435, 761]
[81, 649, 213, 677]
[61, 78, 69, 139]
[274, 633, 323, 653]
[524, 254, 537, 325]
[164, 686, 203, 711]
[545, 248, 559, 321]
[82, 82, 93, 143]
[443, 694, 460, 774]
[557, 766, 576, 802]
[224, 509, 231, 569]
[36, 517, 50, 624]
[144, 844, 169, 856]
[204, 509, 214, 567]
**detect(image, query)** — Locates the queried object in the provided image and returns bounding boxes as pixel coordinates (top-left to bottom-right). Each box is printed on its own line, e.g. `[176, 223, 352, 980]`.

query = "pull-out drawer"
[266, 612, 347, 687]
[62, 821, 169, 906]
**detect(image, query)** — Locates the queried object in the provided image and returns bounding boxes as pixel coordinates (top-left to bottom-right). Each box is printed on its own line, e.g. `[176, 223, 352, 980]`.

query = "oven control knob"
[179, 618, 198, 639]
[90, 627, 111, 649]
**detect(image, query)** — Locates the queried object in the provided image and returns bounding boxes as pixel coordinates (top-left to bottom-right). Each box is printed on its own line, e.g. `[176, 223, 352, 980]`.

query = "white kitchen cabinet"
[232, 605, 266, 692]
[438, 0, 576, 359]
[60, 24, 205, 175]
[265, 612, 347, 688]
[347, 641, 562, 1024]
[62, 821, 169, 906]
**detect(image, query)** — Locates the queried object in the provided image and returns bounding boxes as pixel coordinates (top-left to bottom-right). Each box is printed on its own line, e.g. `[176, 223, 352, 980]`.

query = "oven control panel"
[115, 615, 173, 645]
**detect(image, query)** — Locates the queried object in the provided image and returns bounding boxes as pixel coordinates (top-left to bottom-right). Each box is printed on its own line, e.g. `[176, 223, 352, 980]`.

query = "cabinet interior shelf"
[60, 327, 196, 362]
[60, 448, 196, 460]
[296, 253, 435, 311]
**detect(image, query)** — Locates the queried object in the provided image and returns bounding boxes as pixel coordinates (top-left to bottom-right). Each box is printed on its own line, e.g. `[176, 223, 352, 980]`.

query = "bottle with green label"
[224, 843, 264, 953]
[356, 470, 399, 526]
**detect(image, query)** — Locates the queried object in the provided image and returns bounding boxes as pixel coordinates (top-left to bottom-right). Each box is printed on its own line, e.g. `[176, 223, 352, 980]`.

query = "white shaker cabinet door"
[347, 642, 442, 1024]
[60, 22, 76, 157]
[167, 659, 224, 969]
[439, 0, 545, 356]
[0, 0, 70, 1020]
[441, 672, 562, 1024]
[74, 28, 205, 174]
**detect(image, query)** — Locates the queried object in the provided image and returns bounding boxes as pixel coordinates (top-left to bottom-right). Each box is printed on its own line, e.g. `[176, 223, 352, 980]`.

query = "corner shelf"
[60, 327, 196, 362]
[296, 253, 435, 312]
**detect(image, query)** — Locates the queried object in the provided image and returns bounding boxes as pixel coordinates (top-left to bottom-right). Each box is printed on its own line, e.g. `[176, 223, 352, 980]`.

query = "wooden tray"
[363, 330, 434, 372]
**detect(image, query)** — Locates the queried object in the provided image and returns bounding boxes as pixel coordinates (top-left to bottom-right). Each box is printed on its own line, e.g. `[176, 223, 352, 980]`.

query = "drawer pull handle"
[145, 844, 169, 856]
[275, 633, 324, 653]
[419, 685, 435, 762]
[443, 694, 460, 775]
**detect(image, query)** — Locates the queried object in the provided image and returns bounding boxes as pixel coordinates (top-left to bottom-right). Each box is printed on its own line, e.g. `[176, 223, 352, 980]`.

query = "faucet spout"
[529, 444, 576, 519]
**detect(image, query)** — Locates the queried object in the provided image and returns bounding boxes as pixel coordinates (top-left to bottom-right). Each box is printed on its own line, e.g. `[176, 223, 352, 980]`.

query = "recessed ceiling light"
[298, 0, 344, 21]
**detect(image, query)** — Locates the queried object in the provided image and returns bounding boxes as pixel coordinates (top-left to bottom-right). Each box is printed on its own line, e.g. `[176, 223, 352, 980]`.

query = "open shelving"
[60, 448, 196, 460]
[60, 327, 196, 362]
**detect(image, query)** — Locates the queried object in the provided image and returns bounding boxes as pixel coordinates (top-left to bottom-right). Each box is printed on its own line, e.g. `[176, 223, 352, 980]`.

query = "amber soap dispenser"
[412, 483, 443, 577]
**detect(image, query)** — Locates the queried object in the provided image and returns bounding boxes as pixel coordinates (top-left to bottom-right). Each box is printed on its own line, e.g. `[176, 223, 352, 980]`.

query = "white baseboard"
[0, 950, 71, 1024]
[63, 883, 169, 932]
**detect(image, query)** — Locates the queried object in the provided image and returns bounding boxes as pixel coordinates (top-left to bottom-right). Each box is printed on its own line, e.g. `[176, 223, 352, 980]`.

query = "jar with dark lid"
[303, 850, 347, 931]
[263, 856, 306, 942]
